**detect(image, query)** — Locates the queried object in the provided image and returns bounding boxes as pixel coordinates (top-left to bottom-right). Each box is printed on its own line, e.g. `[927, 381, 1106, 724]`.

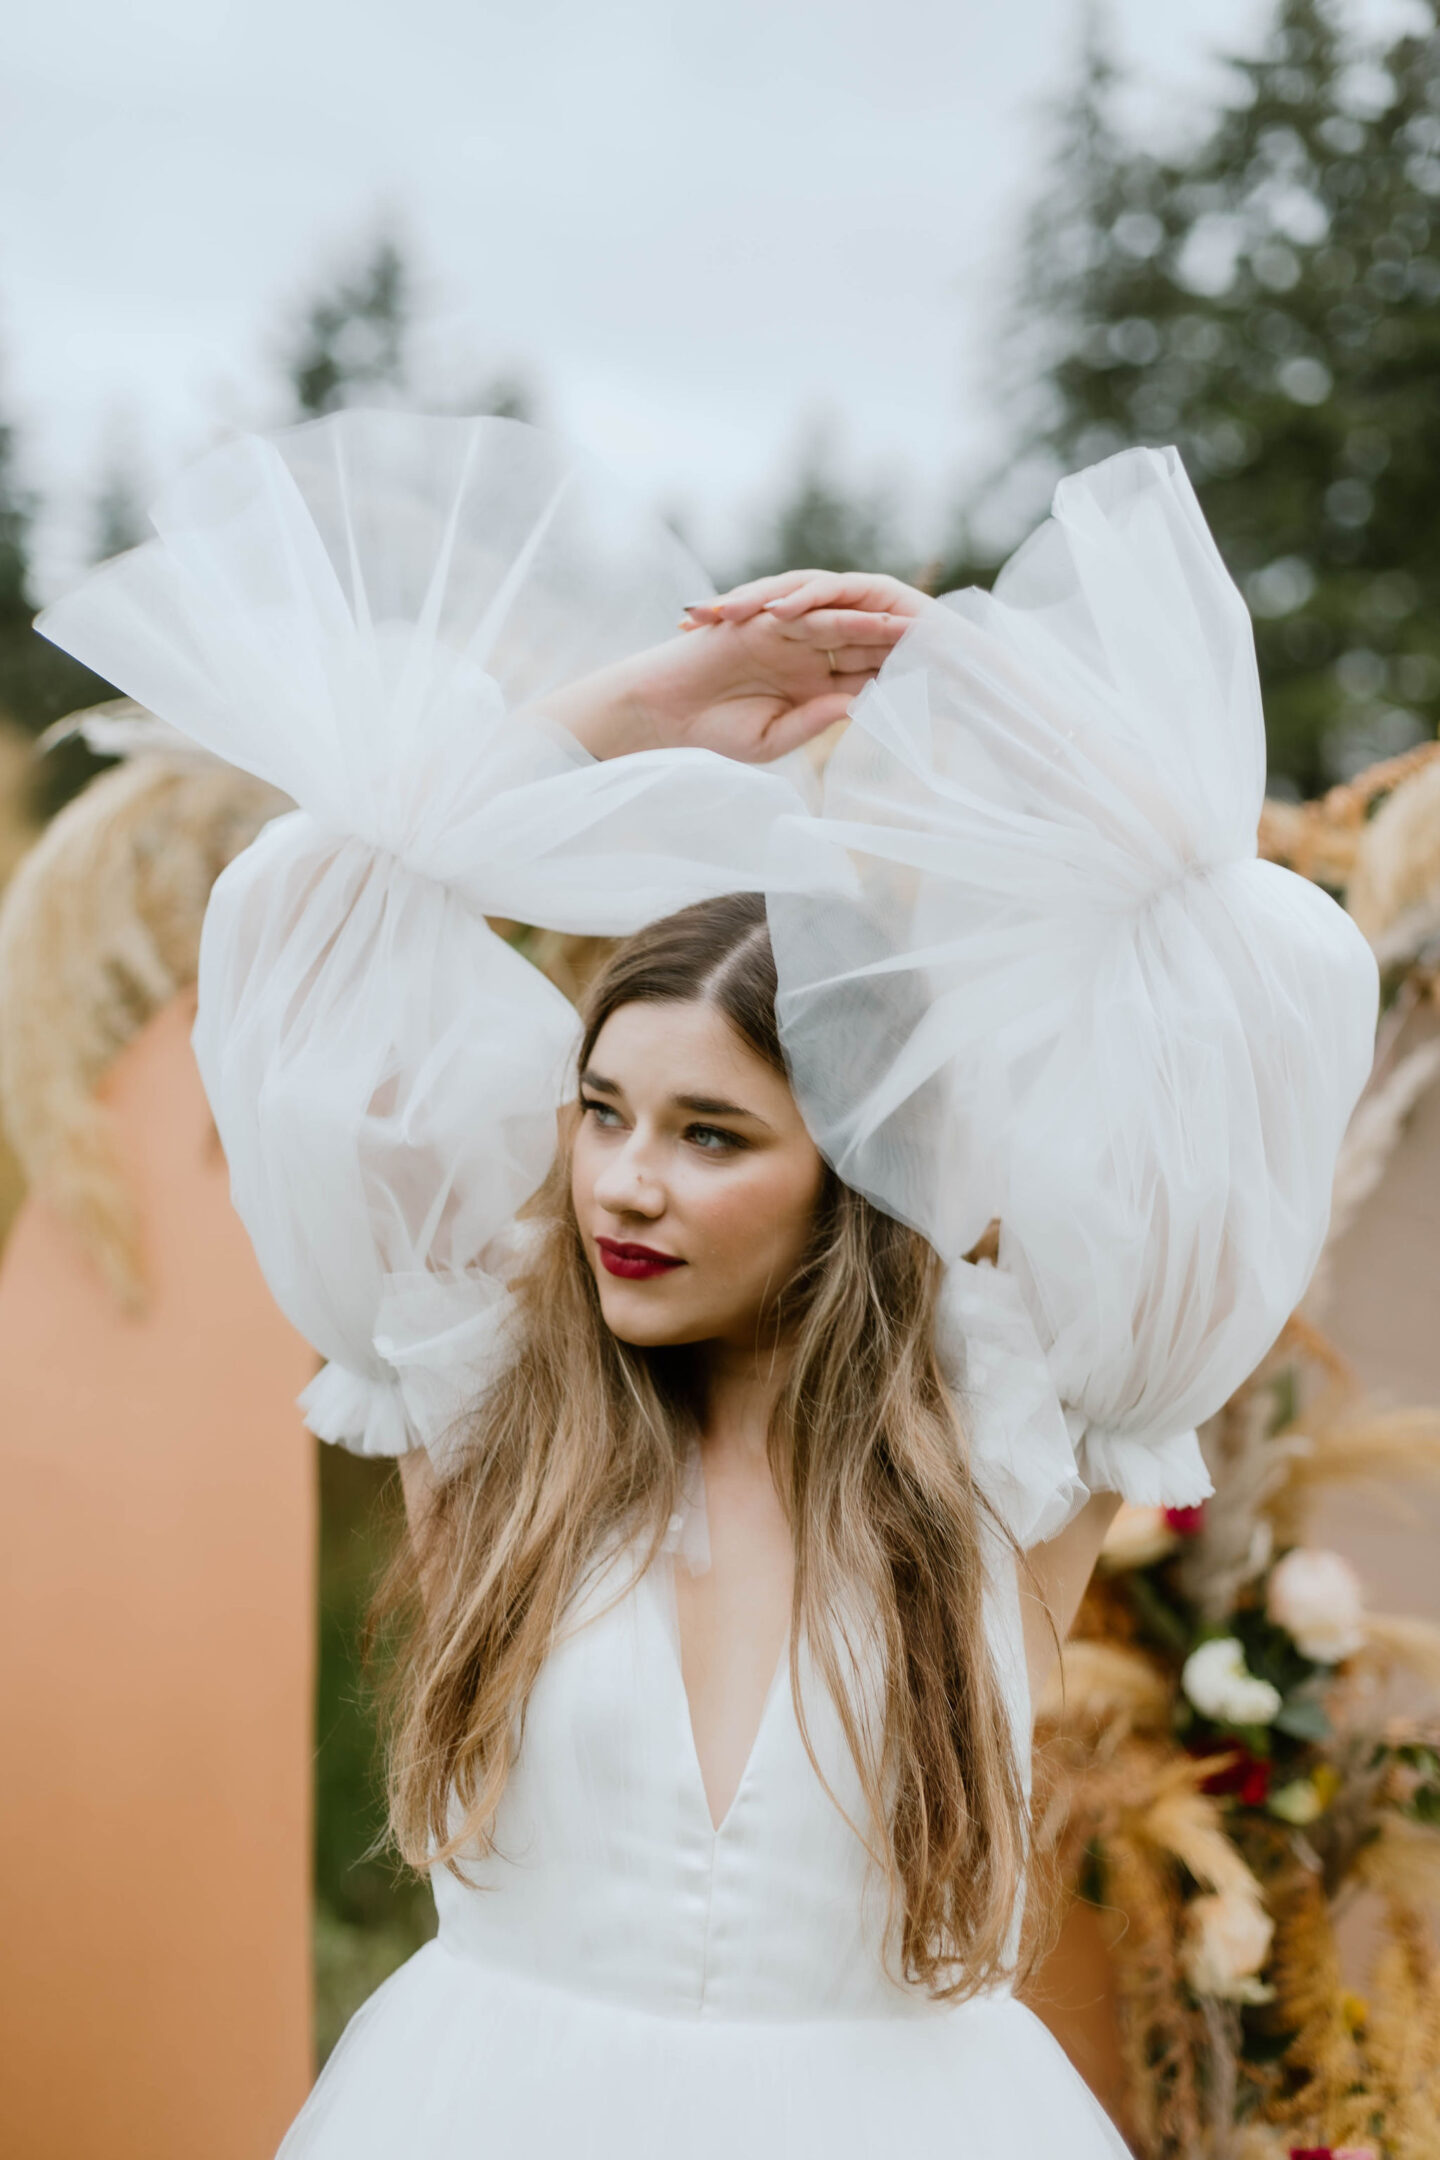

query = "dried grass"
[1140, 1772, 1269, 1909]
[1359, 1901, 1440, 2160]
[1358, 1816, 1440, 1916]
[1347, 754, 1440, 947]
[0, 721, 38, 888]
[0, 753, 285, 1308]
[1102, 1824, 1208, 2158]
[1034, 1638, 1171, 1732]
[502, 925, 615, 1004]
[1254, 1850, 1369, 2146]
[1356, 1614, 1440, 1694]
[1180, 1383, 1298, 1622]
[1279, 1409, 1440, 1514]
[1258, 739, 1440, 888]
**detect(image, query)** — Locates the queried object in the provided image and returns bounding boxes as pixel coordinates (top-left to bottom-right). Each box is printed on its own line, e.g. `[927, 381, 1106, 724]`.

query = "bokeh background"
[6, 0, 1440, 2085]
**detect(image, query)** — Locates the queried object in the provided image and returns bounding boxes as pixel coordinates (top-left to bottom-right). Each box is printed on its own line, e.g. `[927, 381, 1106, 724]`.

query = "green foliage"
[0, 410, 32, 630]
[90, 452, 148, 562]
[741, 434, 901, 581]
[285, 234, 412, 420]
[986, 0, 1440, 793]
[0, 391, 115, 817]
[313, 1443, 433, 2062]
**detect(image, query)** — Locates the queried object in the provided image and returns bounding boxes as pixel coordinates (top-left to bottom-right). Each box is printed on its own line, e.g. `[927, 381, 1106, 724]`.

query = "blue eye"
[687, 1123, 742, 1153]
[581, 1097, 623, 1127]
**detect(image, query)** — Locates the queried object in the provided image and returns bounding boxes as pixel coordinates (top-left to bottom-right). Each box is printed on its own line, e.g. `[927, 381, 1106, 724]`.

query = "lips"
[596, 1238, 685, 1281]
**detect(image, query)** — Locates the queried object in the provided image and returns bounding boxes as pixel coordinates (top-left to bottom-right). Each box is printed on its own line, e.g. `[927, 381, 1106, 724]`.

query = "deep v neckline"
[650, 1558, 790, 1839]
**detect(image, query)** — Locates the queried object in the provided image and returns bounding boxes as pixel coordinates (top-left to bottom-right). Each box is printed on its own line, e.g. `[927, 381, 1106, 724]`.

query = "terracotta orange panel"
[0, 994, 317, 2160]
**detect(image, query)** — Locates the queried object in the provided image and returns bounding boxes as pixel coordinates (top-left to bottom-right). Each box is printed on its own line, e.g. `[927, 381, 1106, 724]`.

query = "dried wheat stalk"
[0, 753, 285, 1308]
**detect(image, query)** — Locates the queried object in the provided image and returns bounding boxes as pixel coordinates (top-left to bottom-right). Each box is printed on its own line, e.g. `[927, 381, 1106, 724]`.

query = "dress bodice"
[431, 1532, 1032, 2022]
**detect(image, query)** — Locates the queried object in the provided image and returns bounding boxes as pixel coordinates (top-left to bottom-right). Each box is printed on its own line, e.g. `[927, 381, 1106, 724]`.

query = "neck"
[695, 1333, 793, 1465]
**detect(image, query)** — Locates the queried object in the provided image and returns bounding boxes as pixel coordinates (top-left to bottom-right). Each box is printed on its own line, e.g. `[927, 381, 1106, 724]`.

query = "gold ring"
[825, 649, 841, 675]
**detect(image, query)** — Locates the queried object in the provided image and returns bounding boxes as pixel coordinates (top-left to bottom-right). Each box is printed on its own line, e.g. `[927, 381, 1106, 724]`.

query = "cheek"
[682, 1152, 823, 1279]
[568, 1111, 609, 1217]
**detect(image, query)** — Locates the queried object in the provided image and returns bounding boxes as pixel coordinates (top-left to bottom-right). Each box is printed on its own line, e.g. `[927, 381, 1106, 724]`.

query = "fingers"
[762, 571, 928, 622]
[680, 570, 816, 630]
[766, 607, 911, 652]
[749, 687, 868, 760]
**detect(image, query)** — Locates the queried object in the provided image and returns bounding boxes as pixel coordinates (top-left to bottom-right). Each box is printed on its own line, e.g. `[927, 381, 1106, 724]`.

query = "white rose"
[1098, 1503, 1180, 1572]
[1180, 1890, 1275, 2001]
[1181, 1636, 1283, 1725]
[1268, 1777, 1324, 1826]
[1266, 1547, 1366, 1663]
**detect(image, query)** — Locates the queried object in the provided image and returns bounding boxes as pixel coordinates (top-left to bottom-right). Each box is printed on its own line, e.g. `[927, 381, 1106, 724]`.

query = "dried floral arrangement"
[1036, 743, 1440, 2160]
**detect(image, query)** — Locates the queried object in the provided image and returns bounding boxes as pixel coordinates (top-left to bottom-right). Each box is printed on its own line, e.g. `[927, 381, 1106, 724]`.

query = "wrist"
[526, 651, 660, 763]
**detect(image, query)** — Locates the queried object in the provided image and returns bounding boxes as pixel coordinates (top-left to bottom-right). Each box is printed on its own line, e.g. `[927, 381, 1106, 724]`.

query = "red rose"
[1163, 1503, 1207, 1536]
[1197, 1746, 1272, 1806]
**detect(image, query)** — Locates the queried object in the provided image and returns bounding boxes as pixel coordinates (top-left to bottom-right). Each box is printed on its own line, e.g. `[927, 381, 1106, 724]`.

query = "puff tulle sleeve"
[37, 410, 813, 1461]
[769, 447, 1379, 1545]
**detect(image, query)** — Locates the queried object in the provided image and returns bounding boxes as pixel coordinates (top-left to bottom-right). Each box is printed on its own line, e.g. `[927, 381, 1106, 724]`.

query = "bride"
[39, 410, 1378, 2156]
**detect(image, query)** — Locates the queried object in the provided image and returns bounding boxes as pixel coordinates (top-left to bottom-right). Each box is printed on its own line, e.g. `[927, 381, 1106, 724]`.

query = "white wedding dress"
[282, 1530, 1136, 2159]
[37, 410, 1380, 2159]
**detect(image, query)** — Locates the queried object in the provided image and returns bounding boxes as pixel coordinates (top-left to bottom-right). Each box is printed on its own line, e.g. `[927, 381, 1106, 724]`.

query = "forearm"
[1019, 1488, 1123, 1707]
[525, 647, 674, 763]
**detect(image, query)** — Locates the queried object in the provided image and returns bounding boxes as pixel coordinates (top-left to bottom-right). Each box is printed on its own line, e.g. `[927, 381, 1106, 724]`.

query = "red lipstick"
[596, 1238, 685, 1280]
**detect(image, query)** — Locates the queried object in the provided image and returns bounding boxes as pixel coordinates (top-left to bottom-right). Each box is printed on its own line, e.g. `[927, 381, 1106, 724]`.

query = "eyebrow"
[579, 1070, 776, 1132]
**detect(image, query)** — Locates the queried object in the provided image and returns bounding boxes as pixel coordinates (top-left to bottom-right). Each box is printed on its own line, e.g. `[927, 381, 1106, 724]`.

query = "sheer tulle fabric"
[38, 413, 820, 1459]
[769, 447, 1378, 1523]
[36, 420, 1377, 1529]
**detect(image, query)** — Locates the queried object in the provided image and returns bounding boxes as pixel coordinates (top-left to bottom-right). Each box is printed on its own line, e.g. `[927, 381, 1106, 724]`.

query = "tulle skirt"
[279, 1941, 1130, 2158]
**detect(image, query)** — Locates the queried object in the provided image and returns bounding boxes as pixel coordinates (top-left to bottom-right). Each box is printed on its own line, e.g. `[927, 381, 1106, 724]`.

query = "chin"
[599, 1307, 706, 1350]
[592, 1283, 711, 1350]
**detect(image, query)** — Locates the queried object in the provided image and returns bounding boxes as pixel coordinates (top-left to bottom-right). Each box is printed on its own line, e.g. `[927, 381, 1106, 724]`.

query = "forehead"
[586, 999, 795, 1116]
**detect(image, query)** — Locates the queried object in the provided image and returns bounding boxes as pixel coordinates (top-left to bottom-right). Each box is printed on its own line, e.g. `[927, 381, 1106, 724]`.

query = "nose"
[591, 1131, 667, 1221]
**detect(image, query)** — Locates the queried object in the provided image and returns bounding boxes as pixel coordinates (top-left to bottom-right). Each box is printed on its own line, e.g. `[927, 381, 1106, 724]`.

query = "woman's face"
[570, 998, 827, 1350]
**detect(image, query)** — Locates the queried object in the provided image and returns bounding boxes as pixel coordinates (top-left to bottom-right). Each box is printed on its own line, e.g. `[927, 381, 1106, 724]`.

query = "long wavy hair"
[380, 892, 1038, 1998]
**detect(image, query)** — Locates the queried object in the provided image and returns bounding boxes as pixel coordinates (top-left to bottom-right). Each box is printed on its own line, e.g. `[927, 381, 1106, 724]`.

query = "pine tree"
[740, 433, 900, 582]
[1336, 1, 1440, 773]
[284, 234, 411, 419]
[979, 0, 1440, 793]
[90, 450, 148, 563]
[0, 406, 32, 636]
[0, 393, 110, 777]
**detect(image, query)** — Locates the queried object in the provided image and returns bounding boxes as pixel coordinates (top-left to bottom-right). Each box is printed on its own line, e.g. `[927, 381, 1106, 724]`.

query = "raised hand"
[684, 569, 929, 668]
[533, 570, 929, 766]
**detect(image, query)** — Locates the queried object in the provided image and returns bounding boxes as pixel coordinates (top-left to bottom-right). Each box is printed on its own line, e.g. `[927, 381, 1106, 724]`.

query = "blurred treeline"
[4, 0, 1440, 2060]
[6, 0, 1440, 807]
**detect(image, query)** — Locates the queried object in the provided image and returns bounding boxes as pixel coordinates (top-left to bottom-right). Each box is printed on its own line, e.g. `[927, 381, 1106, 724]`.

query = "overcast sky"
[1, 0, 1421, 592]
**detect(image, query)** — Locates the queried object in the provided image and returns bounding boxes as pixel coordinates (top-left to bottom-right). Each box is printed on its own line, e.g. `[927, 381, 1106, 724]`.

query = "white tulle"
[769, 446, 1378, 1521]
[38, 413, 821, 1459]
[36, 418, 1378, 1538]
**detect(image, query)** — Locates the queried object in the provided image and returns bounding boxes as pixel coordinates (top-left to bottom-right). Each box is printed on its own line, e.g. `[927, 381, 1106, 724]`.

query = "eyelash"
[579, 1099, 746, 1154]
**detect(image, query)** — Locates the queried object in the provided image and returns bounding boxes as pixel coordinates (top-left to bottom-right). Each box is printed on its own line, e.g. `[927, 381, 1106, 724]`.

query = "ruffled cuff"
[300, 1360, 414, 1457]
[936, 1258, 1089, 1550]
[298, 1264, 527, 1470]
[1072, 1421, 1215, 1510]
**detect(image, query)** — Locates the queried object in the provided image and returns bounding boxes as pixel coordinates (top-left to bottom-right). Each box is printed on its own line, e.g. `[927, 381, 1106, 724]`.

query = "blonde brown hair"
[382, 892, 1036, 1997]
